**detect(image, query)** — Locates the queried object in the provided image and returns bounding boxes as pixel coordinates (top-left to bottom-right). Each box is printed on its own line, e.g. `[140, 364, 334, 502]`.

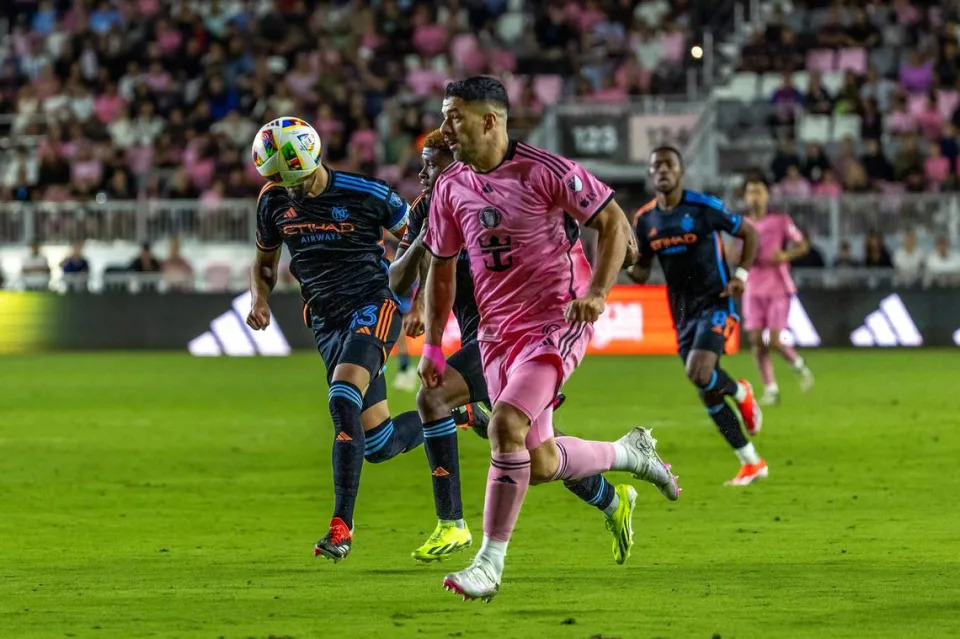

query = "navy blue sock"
[701, 368, 739, 397]
[328, 381, 365, 529]
[363, 412, 424, 463]
[704, 400, 748, 449]
[564, 475, 616, 513]
[398, 352, 411, 373]
[422, 416, 462, 520]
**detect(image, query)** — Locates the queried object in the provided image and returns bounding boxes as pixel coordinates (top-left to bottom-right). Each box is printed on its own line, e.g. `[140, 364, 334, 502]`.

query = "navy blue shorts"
[306, 299, 401, 410]
[676, 306, 739, 363]
[447, 340, 488, 407]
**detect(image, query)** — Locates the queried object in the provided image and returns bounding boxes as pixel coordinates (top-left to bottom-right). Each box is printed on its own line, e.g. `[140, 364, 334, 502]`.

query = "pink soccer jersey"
[424, 141, 614, 342]
[747, 212, 804, 297]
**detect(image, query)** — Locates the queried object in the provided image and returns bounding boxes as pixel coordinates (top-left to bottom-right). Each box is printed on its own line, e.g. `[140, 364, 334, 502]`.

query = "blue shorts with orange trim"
[305, 299, 401, 409]
[676, 305, 739, 363]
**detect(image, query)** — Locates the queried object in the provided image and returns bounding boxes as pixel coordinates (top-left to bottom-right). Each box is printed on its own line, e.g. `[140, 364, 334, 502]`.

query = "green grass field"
[1, 351, 959, 639]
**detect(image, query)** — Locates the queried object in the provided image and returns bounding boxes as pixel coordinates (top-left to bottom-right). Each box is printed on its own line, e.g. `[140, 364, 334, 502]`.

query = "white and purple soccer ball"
[251, 117, 322, 187]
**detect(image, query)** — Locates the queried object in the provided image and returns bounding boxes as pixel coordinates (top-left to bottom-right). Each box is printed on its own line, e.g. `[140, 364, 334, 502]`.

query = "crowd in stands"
[0, 0, 694, 208]
[744, 1, 960, 195]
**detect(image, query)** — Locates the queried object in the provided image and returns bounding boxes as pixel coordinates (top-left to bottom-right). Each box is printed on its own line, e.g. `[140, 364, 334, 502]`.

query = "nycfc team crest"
[389, 192, 403, 209]
[479, 207, 502, 229]
[332, 206, 349, 222]
[681, 215, 695, 232]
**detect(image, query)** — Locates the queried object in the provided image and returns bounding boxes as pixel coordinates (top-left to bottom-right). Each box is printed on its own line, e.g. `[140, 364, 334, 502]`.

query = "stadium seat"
[821, 71, 844, 96]
[760, 73, 782, 99]
[938, 90, 959, 120]
[868, 47, 899, 77]
[502, 75, 525, 105]
[203, 264, 233, 292]
[799, 115, 831, 144]
[806, 49, 835, 73]
[836, 48, 867, 75]
[832, 114, 862, 141]
[792, 70, 811, 93]
[714, 72, 758, 101]
[496, 12, 525, 43]
[533, 75, 563, 105]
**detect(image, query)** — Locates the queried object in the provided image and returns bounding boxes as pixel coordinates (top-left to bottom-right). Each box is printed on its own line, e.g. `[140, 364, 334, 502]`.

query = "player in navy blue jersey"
[628, 146, 768, 486]
[248, 160, 427, 562]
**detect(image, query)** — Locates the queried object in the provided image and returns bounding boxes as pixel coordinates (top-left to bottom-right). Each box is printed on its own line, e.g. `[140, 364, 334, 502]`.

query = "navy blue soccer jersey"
[633, 190, 744, 325]
[256, 168, 409, 327]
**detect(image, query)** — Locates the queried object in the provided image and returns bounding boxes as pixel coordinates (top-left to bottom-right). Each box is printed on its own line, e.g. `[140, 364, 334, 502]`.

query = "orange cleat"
[737, 379, 763, 436]
[725, 459, 769, 486]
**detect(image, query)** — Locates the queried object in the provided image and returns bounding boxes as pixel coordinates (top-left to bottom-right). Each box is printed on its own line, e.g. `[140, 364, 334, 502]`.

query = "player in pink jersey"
[419, 77, 680, 602]
[742, 176, 815, 405]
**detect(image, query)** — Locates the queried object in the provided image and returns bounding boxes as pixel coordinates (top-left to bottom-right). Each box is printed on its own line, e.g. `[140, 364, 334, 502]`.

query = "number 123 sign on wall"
[404, 285, 740, 356]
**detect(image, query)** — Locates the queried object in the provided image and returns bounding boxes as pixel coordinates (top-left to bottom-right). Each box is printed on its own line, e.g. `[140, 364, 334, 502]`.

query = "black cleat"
[314, 517, 353, 563]
[454, 403, 490, 439]
[551, 393, 567, 412]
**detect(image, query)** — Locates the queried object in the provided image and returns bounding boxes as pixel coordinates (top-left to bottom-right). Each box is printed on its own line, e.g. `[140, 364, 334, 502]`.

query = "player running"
[628, 146, 766, 487]
[741, 175, 814, 405]
[420, 77, 680, 601]
[391, 130, 640, 566]
[246, 119, 426, 563]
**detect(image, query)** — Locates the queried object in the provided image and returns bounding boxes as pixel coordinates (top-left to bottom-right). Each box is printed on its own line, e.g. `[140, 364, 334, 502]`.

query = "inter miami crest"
[479, 207, 502, 229]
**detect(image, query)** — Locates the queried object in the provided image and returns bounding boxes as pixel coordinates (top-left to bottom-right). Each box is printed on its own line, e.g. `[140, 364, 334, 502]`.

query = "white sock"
[765, 383, 779, 393]
[792, 356, 805, 372]
[602, 491, 620, 518]
[441, 518, 466, 529]
[735, 443, 761, 465]
[478, 536, 507, 574]
[734, 382, 748, 403]
[613, 441, 630, 469]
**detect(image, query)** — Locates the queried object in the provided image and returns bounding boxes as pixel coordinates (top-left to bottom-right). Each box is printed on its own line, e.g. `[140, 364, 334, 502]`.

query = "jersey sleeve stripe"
[583, 191, 615, 227]
[257, 181, 282, 203]
[333, 175, 389, 199]
[423, 243, 459, 260]
[256, 239, 281, 251]
[517, 142, 572, 173]
[730, 215, 743, 235]
[633, 199, 657, 224]
[515, 145, 566, 180]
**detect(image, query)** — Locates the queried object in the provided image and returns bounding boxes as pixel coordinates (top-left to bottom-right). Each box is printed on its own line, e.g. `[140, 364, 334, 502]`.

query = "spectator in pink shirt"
[588, 75, 628, 103]
[916, 91, 944, 140]
[659, 22, 687, 65]
[774, 165, 812, 198]
[924, 144, 951, 189]
[348, 117, 379, 165]
[143, 61, 173, 93]
[886, 93, 918, 136]
[616, 55, 652, 94]
[285, 56, 319, 102]
[93, 81, 126, 125]
[812, 168, 843, 197]
[412, 5, 449, 57]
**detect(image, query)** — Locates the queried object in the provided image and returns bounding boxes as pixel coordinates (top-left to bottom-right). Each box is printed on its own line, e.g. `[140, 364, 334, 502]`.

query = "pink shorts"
[480, 322, 593, 450]
[743, 294, 790, 332]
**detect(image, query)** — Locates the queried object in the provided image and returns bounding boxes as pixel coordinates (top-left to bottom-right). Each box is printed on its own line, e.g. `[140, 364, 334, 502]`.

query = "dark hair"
[650, 145, 684, 167]
[444, 76, 510, 112]
[744, 172, 770, 190]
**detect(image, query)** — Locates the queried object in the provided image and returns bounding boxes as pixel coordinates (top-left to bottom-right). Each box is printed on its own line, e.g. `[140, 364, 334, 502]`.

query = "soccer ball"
[251, 117, 322, 186]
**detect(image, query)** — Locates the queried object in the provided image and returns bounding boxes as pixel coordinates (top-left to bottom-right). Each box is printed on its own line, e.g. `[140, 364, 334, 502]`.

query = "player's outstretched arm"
[419, 256, 456, 389]
[566, 200, 631, 323]
[247, 246, 280, 330]
[722, 216, 760, 298]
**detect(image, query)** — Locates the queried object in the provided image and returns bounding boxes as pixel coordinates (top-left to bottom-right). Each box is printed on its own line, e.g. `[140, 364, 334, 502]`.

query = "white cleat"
[759, 389, 780, 406]
[442, 558, 501, 602]
[392, 369, 418, 392]
[798, 367, 814, 393]
[615, 427, 680, 501]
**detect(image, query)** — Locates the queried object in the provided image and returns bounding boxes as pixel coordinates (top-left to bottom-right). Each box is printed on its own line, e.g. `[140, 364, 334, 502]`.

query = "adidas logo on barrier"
[850, 294, 922, 347]
[188, 292, 291, 356]
[762, 295, 821, 348]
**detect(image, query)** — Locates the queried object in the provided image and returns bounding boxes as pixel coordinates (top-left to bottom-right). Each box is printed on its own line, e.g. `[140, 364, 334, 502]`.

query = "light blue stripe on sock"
[329, 385, 362, 408]
[588, 478, 607, 505]
[706, 404, 725, 415]
[364, 422, 395, 453]
[704, 370, 719, 392]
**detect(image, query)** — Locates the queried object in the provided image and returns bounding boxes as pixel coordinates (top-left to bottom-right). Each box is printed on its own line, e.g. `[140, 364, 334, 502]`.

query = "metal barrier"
[0, 200, 255, 245]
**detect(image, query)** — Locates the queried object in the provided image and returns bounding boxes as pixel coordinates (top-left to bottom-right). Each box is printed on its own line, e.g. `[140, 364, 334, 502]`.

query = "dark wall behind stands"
[1, 289, 959, 355]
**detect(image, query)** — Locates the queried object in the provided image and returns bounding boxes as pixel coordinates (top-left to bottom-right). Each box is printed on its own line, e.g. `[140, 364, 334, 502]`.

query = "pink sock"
[483, 450, 531, 542]
[779, 344, 799, 365]
[551, 437, 616, 481]
[755, 350, 775, 386]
